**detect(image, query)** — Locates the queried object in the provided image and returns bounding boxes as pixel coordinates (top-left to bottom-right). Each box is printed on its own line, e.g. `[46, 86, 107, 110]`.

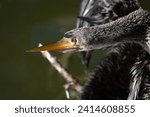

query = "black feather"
[81, 42, 150, 100]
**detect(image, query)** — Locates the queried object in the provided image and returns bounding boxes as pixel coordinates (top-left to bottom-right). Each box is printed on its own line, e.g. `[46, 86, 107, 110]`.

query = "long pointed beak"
[27, 37, 79, 52]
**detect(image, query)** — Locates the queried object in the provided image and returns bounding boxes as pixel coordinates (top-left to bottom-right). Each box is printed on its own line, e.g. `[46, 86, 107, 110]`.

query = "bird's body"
[28, 0, 150, 99]
[81, 42, 150, 100]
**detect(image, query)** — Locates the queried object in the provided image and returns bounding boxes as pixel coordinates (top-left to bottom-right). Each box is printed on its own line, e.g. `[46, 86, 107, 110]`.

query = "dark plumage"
[62, 8, 150, 53]
[75, 0, 150, 100]
[76, 0, 140, 67]
[81, 42, 150, 100]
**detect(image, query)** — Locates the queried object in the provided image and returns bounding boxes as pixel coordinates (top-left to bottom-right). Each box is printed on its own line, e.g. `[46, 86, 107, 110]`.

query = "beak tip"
[26, 49, 38, 52]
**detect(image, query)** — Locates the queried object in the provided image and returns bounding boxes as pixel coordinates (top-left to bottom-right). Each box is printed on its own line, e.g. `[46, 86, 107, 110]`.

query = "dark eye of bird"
[71, 38, 77, 44]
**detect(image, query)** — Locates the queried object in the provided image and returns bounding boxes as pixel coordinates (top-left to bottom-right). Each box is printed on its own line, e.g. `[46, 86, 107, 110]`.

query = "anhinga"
[28, 0, 150, 100]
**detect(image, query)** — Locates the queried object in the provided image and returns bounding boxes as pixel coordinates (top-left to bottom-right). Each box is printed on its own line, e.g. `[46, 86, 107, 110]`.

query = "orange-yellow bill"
[27, 38, 78, 52]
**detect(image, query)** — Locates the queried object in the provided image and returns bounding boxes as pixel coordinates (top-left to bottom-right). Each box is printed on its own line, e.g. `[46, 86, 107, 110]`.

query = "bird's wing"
[76, 0, 140, 27]
[76, 0, 140, 67]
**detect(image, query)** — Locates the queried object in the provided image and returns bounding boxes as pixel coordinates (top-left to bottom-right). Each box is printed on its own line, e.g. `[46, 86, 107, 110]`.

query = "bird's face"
[28, 28, 88, 53]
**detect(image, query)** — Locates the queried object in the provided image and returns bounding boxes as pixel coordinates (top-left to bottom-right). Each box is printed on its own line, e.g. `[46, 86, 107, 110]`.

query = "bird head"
[27, 28, 89, 53]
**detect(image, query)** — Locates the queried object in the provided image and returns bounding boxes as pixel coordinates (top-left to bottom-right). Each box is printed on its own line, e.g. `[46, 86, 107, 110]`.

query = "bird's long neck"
[80, 8, 150, 49]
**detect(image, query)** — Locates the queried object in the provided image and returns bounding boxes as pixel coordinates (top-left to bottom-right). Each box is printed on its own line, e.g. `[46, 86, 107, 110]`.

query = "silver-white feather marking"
[128, 62, 143, 100]
[146, 27, 150, 52]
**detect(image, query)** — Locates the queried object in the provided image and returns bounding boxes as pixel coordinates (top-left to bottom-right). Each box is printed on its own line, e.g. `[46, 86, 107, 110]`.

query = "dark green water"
[0, 0, 149, 99]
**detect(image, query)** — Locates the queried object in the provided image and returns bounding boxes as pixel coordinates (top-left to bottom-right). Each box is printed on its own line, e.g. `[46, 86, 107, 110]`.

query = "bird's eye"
[71, 38, 77, 44]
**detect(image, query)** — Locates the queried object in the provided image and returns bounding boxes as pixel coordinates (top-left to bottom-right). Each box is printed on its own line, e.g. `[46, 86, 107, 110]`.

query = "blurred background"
[0, 0, 149, 99]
